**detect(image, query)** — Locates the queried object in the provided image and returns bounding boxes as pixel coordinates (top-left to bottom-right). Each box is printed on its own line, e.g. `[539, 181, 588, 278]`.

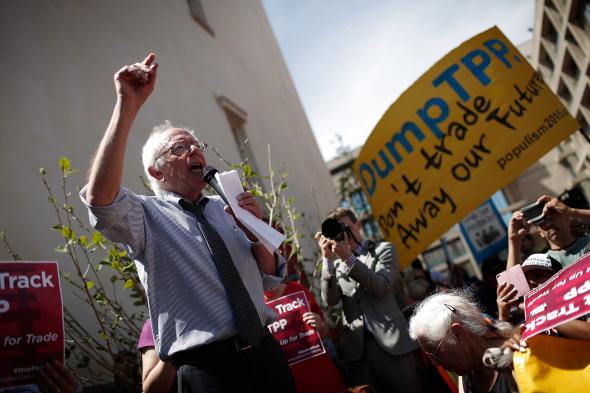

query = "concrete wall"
[0, 0, 337, 327]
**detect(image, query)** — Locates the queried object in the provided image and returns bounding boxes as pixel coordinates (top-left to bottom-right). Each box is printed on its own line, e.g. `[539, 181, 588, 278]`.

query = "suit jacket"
[321, 241, 418, 362]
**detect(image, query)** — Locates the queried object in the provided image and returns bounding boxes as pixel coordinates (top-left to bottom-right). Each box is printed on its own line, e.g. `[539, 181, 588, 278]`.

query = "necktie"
[180, 198, 267, 347]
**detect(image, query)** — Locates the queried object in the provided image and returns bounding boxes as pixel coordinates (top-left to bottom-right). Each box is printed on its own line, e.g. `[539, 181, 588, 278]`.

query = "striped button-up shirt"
[80, 186, 284, 360]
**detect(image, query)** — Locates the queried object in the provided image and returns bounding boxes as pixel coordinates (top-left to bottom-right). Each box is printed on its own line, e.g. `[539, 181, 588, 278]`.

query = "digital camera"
[321, 218, 347, 241]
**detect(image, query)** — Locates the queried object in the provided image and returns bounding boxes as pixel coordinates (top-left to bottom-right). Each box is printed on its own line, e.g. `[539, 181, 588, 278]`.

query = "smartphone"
[496, 264, 531, 298]
[521, 201, 546, 224]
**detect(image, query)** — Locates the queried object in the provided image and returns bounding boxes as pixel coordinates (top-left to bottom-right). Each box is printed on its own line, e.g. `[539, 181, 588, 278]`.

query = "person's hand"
[331, 232, 352, 260]
[36, 359, 77, 393]
[302, 312, 324, 334]
[538, 195, 572, 220]
[315, 232, 336, 259]
[502, 324, 527, 353]
[509, 211, 529, 241]
[236, 191, 262, 219]
[224, 191, 263, 241]
[496, 282, 520, 322]
[114, 53, 158, 112]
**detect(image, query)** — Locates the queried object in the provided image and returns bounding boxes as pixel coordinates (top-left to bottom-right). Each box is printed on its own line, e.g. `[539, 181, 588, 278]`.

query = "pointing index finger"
[142, 53, 156, 66]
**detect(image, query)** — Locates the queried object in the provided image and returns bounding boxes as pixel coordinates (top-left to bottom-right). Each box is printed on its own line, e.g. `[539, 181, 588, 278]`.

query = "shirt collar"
[159, 189, 208, 208]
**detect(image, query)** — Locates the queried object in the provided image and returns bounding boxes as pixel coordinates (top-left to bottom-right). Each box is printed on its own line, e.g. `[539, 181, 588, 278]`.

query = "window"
[187, 0, 214, 35]
[218, 96, 262, 182]
[541, 12, 559, 47]
[576, 112, 590, 143]
[562, 49, 581, 81]
[583, 1, 590, 37]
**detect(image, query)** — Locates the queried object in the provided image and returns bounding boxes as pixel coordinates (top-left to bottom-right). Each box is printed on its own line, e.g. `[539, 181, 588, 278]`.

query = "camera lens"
[321, 218, 346, 241]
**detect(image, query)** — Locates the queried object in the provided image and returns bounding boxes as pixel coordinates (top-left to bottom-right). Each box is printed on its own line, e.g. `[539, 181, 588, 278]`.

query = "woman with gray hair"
[409, 290, 519, 393]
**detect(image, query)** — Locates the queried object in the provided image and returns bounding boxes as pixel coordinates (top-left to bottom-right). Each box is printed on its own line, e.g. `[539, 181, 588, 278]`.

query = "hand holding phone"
[496, 264, 530, 298]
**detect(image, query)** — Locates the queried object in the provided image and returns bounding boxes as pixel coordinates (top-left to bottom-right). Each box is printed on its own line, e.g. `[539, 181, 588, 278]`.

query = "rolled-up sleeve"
[261, 252, 287, 290]
[79, 186, 146, 258]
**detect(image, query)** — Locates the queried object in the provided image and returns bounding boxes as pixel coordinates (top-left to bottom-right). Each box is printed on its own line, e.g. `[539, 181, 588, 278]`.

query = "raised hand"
[538, 195, 572, 219]
[509, 211, 529, 241]
[315, 232, 336, 259]
[114, 53, 158, 111]
[496, 282, 519, 322]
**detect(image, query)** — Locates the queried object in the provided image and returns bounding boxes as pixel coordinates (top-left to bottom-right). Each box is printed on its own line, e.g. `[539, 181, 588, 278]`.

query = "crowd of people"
[27, 54, 590, 393]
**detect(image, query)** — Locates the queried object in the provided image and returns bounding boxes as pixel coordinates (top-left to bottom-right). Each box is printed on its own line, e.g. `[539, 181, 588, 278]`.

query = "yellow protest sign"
[353, 26, 579, 269]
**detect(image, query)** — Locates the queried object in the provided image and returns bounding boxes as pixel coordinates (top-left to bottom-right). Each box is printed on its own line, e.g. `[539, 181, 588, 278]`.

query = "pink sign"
[522, 253, 590, 341]
[0, 262, 64, 389]
[266, 290, 325, 365]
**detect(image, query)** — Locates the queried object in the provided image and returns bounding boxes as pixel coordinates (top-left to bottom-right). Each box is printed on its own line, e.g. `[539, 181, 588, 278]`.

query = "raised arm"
[86, 53, 158, 206]
[342, 241, 398, 299]
[317, 232, 343, 306]
[539, 195, 590, 223]
[506, 210, 529, 269]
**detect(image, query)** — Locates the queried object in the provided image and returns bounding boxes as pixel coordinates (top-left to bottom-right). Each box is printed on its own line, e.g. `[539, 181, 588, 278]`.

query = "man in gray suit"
[318, 208, 421, 393]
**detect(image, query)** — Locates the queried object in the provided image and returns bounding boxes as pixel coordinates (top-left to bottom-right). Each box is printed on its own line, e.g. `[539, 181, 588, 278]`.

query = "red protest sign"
[0, 261, 64, 389]
[522, 253, 590, 341]
[266, 290, 325, 365]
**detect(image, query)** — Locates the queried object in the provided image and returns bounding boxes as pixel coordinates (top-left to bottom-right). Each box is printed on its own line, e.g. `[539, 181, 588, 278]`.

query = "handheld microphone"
[202, 165, 230, 206]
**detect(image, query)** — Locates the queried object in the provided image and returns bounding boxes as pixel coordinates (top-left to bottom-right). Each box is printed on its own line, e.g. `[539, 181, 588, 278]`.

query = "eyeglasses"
[155, 140, 208, 162]
[423, 303, 455, 359]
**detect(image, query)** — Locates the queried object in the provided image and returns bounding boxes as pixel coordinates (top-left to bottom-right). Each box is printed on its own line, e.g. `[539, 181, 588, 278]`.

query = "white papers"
[215, 170, 286, 253]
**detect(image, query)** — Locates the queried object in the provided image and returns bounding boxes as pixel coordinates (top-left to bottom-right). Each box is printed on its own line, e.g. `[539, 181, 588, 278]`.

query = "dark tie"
[180, 198, 267, 347]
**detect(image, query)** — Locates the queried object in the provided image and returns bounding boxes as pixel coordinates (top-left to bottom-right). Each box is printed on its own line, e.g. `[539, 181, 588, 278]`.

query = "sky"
[261, 0, 535, 161]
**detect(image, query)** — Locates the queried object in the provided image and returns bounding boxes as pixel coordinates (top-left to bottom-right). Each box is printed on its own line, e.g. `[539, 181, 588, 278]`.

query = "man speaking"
[80, 54, 295, 393]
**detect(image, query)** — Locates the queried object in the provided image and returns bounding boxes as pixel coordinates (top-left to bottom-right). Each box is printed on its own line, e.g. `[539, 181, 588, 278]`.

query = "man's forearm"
[143, 361, 176, 393]
[86, 101, 137, 206]
[253, 243, 277, 275]
[321, 275, 341, 306]
[570, 208, 590, 223]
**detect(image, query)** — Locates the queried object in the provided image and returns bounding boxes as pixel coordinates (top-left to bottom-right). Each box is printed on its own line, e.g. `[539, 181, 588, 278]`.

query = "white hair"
[409, 290, 513, 346]
[141, 120, 198, 196]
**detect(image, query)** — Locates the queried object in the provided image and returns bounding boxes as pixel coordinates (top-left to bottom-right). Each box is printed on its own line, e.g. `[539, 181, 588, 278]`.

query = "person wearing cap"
[521, 253, 563, 289]
[497, 253, 590, 340]
[507, 195, 590, 270]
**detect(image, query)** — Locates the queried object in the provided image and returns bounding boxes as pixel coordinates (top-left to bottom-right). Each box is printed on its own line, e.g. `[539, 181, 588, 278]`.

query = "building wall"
[504, 0, 590, 207]
[0, 0, 337, 310]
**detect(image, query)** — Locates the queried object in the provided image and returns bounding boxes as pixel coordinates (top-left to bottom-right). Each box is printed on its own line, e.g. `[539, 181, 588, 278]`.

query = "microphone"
[202, 165, 230, 206]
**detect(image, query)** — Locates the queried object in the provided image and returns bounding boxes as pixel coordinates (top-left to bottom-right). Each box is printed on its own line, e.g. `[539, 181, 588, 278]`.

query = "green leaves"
[78, 235, 88, 247]
[59, 156, 71, 172]
[54, 245, 69, 253]
[92, 231, 105, 246]
[41, 155, 147, 390]
[58, 156, 78, 177]
[61, 226, 75, 240]
[242, 164, 258, 178]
